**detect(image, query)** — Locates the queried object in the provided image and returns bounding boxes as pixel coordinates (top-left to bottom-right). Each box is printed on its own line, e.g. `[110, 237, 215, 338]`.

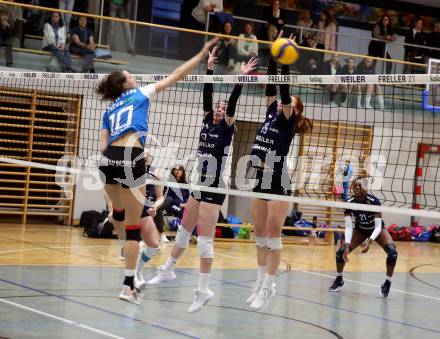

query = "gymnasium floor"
[0, 224, 439, 339]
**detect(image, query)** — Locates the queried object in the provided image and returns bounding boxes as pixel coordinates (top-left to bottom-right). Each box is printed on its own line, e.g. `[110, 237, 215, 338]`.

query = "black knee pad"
[336, 247, 345, 264]
[113, 208, 125, 222]
[126, 228, 141, 241]
[383, 244, 398, 266]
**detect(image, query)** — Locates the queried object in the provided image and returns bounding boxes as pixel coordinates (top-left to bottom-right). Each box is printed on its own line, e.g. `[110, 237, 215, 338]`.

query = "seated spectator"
[296, 8, 313, 45]
[191, 0, 223, 31]
[216, 21, 237, 73]
[164, 165, 190, 220]
[368, 14, 395, 74]
[322, 53, 341, 106]
[236, 22, 258, 65]
[42, 11, 75, 72]
[355, 57, 384, 110]
[70, 15, 96, 73]
[260, 0, 286, 42]
[6, 0, 25, 48]
[428, 21, 440, 59]
[297, 33, 321, 75]
[0, 7, 14, 67]
[404, 17, 426, 73]
[337, 57, 356, 107]
[316, 9, 337, 53]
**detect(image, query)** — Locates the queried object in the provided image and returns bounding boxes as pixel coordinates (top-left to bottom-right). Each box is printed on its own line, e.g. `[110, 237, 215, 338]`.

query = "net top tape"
[1, 71, 439, 85]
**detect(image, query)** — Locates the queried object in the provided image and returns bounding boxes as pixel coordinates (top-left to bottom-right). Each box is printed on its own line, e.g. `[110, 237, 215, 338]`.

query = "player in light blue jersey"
[97, 38, 218, 305]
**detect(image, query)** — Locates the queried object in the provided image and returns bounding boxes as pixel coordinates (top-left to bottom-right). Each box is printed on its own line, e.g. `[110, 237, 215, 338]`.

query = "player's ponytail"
[96, 70, 127, 101]
[293, 96, 313, 135]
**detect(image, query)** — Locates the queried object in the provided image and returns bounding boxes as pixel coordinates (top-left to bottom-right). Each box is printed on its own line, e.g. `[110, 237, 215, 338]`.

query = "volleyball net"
[0, 71, 439, 224]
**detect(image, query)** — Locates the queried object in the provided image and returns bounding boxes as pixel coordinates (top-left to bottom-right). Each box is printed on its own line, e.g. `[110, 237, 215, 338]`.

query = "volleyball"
[271, 38, 299, 65]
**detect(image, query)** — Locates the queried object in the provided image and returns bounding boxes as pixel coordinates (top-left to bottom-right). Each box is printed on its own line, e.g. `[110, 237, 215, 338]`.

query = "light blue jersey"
[101, 84, 156, 146]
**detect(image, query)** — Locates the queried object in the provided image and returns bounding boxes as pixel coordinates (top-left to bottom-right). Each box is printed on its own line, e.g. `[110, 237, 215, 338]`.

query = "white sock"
[164, 256, 177, 272]
[336, 272, 343, 277]
[386, 275, 392, 282]
[262, 273, 276, 288]
[125, 269, 135, 277]
[119, 240, 125, 248]
[198, 272, 210, 292]
[257, 265, 266, 284]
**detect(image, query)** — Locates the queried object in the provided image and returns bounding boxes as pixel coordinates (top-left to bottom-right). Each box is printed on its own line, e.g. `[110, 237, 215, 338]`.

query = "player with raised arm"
[246, 32, 313, 311]
[147, 49, 257, 313]
[329, 177, 398, 297]
[97, 38, 218, 304]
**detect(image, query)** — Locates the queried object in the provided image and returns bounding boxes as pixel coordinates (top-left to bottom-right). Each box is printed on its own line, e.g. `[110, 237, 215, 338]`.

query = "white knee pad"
[197, 236, 214, 259]
[144, 246, 160, 259]
[175, 225, 191, 249]
[255, 237, 267, 248]
[267, 237, 282, 251]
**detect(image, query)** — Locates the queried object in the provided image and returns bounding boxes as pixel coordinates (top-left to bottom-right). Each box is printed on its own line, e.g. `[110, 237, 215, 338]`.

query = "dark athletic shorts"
[250, 167, 292, 197]
[99, 146, 145, 188]
[191, 175, 226, 206]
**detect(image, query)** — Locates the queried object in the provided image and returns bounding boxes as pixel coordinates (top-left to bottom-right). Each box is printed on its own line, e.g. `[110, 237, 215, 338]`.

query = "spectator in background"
[428, 22, 440, 59]
[216, 21, 237, 73]
[297, 33, 321, 75]
[70, 15, 95, 73]
[6, 0, 25, 48]
[261, 0, 286, 42]
[316, 9, 337, 52]
[42, 11, 74, 72]
[337, 57, 356, 107]
[164, 165, 190, 220]
[0, 7, 13, 67]
[236, 22, 258, 64]
[322, 53, 341, 106]
[404, 17, 426, 73]
[368, 14, 395, 74]
[342, 160, 353, 201]
[296, 8, 313, 45]
[108, 0, 136, 56]
[355, 57, 384, 110]
[191, 0, 223, 31]
[58, 0, 74, 31]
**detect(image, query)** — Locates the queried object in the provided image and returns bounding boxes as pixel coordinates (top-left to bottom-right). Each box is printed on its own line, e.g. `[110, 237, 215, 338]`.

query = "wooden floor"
[1, 223, 440, 339]
[0, 224, 439, 273]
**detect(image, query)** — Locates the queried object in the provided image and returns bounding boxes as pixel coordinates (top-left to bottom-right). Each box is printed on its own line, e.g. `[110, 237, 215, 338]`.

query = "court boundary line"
[0, 278, 199, 339]
[215, 251, 440, 302]
[0, 297, 125, 339]
[170, 267, 440, 334]
[300, 270, 440, 302]
[409, 264, 440, 290]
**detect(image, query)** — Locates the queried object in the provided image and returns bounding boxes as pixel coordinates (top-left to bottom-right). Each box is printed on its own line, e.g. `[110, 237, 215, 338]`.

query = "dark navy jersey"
[196, 112, 234, 185]
[102, 84, 156, 146]
[345, 193, 381, 230]
[251, 101, 296, 173]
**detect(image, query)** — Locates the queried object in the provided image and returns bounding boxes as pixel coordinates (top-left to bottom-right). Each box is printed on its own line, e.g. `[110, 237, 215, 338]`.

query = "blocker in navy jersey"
[197, 111, 234, 186]
[250, 100, 295, 195]
[101, 84, 156, 146]
[192, 111, 234, 205]
[251, 101, 296, 172]
[345, 193, 383, 230]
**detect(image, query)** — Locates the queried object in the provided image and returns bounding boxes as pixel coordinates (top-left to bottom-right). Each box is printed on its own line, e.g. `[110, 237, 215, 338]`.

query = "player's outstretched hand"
[240, 57, 259, 75]
[207, 46, 217, 70]
[202, 37, 219, 56]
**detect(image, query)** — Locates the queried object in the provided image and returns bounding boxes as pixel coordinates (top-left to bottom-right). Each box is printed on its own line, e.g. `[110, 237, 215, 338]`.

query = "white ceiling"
[398, 0, 440, 8]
